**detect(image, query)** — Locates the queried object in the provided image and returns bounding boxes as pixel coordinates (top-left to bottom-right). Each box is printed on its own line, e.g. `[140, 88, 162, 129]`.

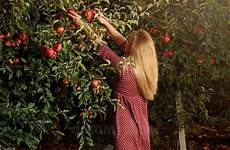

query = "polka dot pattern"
[98, 43, 151, 150]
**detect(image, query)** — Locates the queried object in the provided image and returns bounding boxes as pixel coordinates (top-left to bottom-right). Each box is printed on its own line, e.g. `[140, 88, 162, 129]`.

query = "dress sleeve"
[97, 43, 123, 66]
[118, 41, 127, 53]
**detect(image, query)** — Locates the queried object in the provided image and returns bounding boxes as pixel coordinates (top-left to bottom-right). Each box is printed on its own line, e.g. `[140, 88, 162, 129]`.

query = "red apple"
[149, 27, 158, 33]
[166, 50, 174, 58]
[195, 27, 203, 33]
[91, 79, 101, 88]
[79, 112, 84, 118]
[14, 58, 20, 64]
[19, 32, 29, 41]
[74, 83, 81, 89]
[63, 77, 69, 84]
[5, 40, 13, 46]
[42, 46, 57, 59]
[203, 143, 210, 150]
[0, 34, 5, 39]
[53, 42, 62, 52]
[88, 110, 93, 119]
[162, 50, 174, 58]
[193, 25, 203, 33]
[210, 58, 216, 65]
[46, 48, 57, 59]
[196, 58, 204, 64]
[10, 41, 16, 47]
[83, 9, 97, 23]
[161, 34, 171, 43]
[8, 59, 14, 65]
[15, 38, 22, 46]
[5, 32, 12, 38]
[69, 23, 77, 30]
[55, 26, 65, 33]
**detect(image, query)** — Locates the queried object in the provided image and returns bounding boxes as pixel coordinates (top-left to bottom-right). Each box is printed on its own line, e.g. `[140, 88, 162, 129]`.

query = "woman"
[68, 11, 158, 150]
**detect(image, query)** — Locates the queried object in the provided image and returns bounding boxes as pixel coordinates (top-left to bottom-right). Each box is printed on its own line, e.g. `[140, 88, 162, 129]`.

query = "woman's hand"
[67, 9, 83, 25]
[96, 15, 109, 26]
[96, 13, 126, 45]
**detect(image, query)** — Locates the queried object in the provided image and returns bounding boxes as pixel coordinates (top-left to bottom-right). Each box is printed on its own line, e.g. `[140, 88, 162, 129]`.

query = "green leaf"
[20, 57, 27, 63]
[16, 70, 22, 78]
[9, 72, 13, 80]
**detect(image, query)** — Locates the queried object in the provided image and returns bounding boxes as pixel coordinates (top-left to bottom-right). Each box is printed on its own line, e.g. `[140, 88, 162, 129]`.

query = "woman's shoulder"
[116, 58, 135, 77]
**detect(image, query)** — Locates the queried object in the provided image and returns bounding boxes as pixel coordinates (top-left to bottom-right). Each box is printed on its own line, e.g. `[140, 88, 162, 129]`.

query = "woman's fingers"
[67, 9, 81, 19]
[67, 12, 82, 25]
[68, 13, 76, 19]
[68, 9, 76, 15]
[96, 15, 104, 22]
[67, 13, 77, 19]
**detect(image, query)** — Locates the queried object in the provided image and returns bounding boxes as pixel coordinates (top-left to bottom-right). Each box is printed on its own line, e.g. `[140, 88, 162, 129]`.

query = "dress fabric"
[98, 43, 151, 150]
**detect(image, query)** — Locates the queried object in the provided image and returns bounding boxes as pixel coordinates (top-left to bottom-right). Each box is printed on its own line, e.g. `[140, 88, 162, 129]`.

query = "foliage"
[0, 0, 151, 149]
[144, 0, 230, 129]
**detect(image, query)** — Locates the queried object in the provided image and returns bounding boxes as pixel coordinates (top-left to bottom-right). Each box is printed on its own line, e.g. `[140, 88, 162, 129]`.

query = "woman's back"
[112, 65, 141, 97]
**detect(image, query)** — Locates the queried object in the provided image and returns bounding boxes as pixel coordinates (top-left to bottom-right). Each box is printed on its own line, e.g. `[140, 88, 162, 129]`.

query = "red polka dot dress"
[98, 43, 151, 150]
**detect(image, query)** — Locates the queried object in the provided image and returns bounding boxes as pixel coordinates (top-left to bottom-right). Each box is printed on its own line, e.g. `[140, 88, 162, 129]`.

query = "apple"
[149, 27, 158, 33]
[5, 32, 12, 38]
[19, 32, 29, 41]
[63, 77, 69, 85]
[15, 38, 22, 46]
[196, 58, 204, 64]
[10, 41, 16, 47]
[91, 79, 101, 88]
[161, 50, 174, 58]
[69, 23, 77, 30]
[79, 112, 84, 119]
[46, 47, 57, 59]
[41, 46, 56, 59]
[88, 110, 93, 119]
[210, 58, 216, 65]
[5, 40, 13, 46]
[0, 34, 4, 39]
[193, 25, 203, 33]
[8, 58, 14, 65]
[14, 58, 20, 64]
[74, 83, 81, 90]
[166, 50, 174, 58]
[203, 143, 210, 150]
[83, 9, 97, 23]
[55, 26, 65, 33]
[161, 34, 171, 43]
[53, 42, 62, 52]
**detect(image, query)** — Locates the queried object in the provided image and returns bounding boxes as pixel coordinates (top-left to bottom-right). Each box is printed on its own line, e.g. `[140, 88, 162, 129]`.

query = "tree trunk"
[175, 90, 187, 150]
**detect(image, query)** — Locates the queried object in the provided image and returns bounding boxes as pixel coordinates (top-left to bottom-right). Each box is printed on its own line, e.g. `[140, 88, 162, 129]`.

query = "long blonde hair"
[126, 29, 158, 100]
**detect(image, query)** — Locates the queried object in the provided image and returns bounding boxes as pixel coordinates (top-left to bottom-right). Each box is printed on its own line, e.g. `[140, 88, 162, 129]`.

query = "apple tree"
[0, 0, 152, 149]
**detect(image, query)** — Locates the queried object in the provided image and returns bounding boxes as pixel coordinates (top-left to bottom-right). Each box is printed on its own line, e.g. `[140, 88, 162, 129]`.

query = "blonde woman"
[68, 11, 158, 150]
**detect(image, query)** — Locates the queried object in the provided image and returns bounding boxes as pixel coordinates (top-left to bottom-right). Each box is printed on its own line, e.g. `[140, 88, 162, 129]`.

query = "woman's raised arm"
[96, 15, 126, 46]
